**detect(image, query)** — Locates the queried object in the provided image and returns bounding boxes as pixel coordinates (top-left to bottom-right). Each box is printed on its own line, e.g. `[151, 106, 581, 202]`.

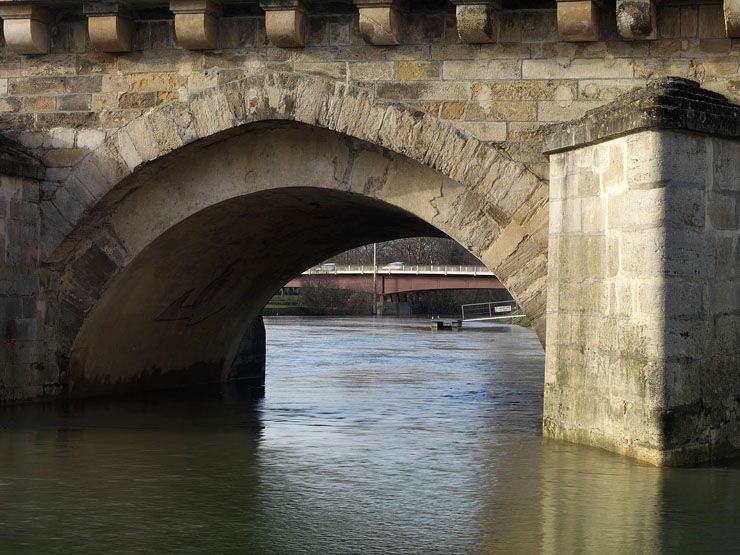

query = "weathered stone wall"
[1, 67, 551, 403]
[0, 2, 737, 467]
[0, 151, 49, 401]
[0, 1, 737, 183]
[544, 123, 739, 466]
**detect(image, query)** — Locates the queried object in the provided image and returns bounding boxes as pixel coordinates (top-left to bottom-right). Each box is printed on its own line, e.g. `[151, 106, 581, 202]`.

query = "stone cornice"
[82, 1, 133, 17]
[544, 78, 740, 155]
[0, 1, 737, 52]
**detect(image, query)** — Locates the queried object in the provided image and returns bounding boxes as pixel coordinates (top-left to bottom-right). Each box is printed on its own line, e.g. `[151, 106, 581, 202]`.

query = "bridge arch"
[40, 71, 548, 396]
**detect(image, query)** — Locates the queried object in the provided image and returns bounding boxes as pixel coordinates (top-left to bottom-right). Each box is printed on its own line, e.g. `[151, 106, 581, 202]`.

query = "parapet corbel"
[260, 0, 307, 48]
[0, 4, 51, 55]
[616, 0, 659, 40]
[353, 0, 403, 46]
[83, 1, 133, 52]
[170, 0, 221, 50]
[726, 0, 740, 37]
[556, 0, 601, 42]
[451, 0, 500, 44]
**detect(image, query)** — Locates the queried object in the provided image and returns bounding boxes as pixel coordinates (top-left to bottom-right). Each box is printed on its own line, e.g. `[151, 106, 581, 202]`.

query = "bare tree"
[289, 237, 500, 317]
[325, 237, 480, 266]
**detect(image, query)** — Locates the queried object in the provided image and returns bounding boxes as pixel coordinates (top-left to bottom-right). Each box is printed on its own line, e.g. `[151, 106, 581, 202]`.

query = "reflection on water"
[0, 317, 738, 554]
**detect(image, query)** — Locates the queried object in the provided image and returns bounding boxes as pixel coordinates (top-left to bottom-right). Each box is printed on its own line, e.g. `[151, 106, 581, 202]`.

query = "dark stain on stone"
[69, 359, 228, 398]
[228, 316, 266, 386]
[483, 7, 494, 39]
[156, 264, 235, 326]
[69, 243, 118, 299]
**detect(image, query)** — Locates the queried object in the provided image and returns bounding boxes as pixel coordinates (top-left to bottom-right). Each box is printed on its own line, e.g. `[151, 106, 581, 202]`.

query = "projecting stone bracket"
[260, 0, 307, 48]
[556, 0, 601, 42]
[451, 0, 500, 44]
[616, 0, 659, 40]
[0, 4, 50, 55]
[726, 0, 740, 37]
[353, 0, 404, 46]
[83, 1, 133, 52]
[170, 0, 221, 50]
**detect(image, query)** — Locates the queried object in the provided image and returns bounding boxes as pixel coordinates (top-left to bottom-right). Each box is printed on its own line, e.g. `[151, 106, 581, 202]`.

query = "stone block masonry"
[0, 1, 736, 467]
[0, 137, 50, 401]
[0, 1, 735, 183]
[544, 78, 740, 466]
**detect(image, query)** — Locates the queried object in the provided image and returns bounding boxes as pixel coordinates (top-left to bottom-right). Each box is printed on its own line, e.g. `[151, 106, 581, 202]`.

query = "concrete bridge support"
[543, 78, 740, 466]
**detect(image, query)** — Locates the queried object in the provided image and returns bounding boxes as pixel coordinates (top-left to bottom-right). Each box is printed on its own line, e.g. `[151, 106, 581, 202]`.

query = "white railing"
[461, 300, 526, 321]
[303, 264, 495, 276]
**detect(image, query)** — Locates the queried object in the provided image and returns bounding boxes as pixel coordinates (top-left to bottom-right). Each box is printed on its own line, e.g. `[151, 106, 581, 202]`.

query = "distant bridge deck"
[303, 265, 496, 276]
[284, 265, 503, 297]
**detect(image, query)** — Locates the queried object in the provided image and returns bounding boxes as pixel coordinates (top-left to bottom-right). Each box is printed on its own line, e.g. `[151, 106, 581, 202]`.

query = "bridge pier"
[543, 78, 740, 466]
[0, 139, 48, 401]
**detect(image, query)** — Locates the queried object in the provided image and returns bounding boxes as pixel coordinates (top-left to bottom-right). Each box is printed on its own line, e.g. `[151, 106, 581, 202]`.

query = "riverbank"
[261, 295, 312, 316]
[262, 293, 533, 328]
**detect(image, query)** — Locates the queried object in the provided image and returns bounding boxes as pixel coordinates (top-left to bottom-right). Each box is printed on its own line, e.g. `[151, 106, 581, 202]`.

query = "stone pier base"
[228, 316, 267, 393]
[543, 78, 740, 466]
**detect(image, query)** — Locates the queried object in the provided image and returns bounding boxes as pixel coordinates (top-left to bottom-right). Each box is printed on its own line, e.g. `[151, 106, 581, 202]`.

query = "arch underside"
[71, 186, 443, 395]
[41, 72, 549, 397]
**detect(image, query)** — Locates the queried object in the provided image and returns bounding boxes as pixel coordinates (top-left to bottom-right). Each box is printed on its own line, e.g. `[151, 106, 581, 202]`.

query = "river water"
[1, 317, 738, 554]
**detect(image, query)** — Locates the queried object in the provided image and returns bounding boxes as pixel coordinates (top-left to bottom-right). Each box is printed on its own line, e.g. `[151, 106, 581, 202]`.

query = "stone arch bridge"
[0, 0, 738, 467]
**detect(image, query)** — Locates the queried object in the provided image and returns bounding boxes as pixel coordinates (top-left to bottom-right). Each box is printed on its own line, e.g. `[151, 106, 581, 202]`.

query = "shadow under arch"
[40, 78, 549, 395]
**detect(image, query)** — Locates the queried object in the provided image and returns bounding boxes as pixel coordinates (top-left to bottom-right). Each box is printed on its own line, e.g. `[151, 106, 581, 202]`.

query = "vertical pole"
[379, 275, 385, 317]
[372, 242, 378, 316]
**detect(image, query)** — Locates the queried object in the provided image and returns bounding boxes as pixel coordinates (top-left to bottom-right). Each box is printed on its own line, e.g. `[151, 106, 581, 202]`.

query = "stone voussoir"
[52, 71, 544, 279]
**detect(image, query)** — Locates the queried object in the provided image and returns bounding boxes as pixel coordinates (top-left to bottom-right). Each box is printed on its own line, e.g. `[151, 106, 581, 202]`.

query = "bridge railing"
[461, 300, 525, 321]
[304, 264, 495, 276]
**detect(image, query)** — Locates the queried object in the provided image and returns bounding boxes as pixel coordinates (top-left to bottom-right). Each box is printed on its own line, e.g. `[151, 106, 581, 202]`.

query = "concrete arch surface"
[39, 71, 548, 397]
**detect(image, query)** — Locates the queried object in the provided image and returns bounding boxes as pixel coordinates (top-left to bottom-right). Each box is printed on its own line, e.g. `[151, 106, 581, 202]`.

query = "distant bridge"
[284, 265, 504, 299]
